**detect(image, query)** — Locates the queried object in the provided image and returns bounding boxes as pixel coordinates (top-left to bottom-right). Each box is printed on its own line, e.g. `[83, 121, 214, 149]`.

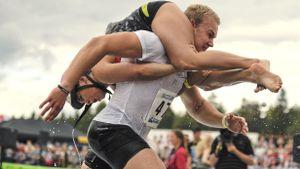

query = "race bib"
[144, 88, 177, 128]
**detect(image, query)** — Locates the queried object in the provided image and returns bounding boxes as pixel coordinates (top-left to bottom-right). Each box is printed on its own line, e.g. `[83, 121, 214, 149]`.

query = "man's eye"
[77, 95, 84, 102]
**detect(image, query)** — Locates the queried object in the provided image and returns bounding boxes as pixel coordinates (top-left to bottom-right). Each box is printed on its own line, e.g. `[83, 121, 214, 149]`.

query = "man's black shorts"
[87, 120, 150, 169]
[84, 149, 112, 169]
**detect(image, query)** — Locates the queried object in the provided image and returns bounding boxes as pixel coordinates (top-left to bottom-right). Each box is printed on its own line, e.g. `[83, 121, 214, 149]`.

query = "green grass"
[2, 162, 74, 169]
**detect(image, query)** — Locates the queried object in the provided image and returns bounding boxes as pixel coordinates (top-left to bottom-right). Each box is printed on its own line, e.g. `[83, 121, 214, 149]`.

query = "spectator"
[209, 129, 254, 169]
[167, 130, 188, 169]
[4, 148, 14, 162]
[196, 135, 213, 169]
[188, 127, 202, 169]
[184, 134, 192, 169]
[14, 143, 26, 164]
[254, 134, 268, 167]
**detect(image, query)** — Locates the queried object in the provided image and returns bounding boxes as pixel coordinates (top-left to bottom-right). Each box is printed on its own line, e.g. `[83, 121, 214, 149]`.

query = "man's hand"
[39, 87, 67, 122]
[226, 114, 248, 135]
[225, 143, 238, 153]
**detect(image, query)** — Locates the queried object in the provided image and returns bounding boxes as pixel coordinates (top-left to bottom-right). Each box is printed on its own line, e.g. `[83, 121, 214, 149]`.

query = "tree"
[264, 89, 290, 134]
[30, 111, 36, 120]
[67, 101, 108, 133]
[158, 108, 176, 129]
[207, 93, 226, 112]
[94, 101, 107, 114]
[236, 98, 264, 133]
[286, 106, 300, 134]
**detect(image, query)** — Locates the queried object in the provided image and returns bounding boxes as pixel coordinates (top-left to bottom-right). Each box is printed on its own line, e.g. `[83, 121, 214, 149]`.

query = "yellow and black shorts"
[105, 1, 171, 34]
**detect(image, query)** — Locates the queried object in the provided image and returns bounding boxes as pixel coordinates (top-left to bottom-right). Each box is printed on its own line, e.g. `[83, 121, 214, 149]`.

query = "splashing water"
[188, 122, 191, 128]
[72, 129, 82, 165]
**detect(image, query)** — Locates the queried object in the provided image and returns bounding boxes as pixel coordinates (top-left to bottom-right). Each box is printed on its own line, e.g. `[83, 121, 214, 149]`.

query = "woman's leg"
[188, 63, 282, 92]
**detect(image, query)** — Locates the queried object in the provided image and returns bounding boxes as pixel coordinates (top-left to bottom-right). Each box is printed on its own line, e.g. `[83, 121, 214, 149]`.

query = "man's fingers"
[45, 108, 56, 122]
[45, 104, 62, 122]
[39, 98, 50, 109]
[40, 102, 53, 117]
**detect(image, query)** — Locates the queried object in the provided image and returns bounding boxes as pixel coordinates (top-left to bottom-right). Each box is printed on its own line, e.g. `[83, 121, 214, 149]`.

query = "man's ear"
[191, 20, 196, 28]
[78, 76, 88, 85]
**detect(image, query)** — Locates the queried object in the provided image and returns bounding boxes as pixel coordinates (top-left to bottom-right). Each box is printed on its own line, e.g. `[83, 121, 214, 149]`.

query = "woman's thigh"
[152, 3, 196, 66]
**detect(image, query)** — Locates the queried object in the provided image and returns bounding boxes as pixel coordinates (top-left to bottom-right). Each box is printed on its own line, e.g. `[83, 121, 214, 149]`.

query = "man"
[39, 3, 282, 122]
[85, 30, 249, 169]
[208, 129, 254, 169]
[40, 28, 276, 168]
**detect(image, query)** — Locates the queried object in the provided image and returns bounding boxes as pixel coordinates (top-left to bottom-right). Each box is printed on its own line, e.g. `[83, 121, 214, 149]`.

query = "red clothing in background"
[167, 147, 188, 169]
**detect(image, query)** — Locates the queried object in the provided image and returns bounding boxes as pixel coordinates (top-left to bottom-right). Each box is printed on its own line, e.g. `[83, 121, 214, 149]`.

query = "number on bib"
[144, 88, 176, 128]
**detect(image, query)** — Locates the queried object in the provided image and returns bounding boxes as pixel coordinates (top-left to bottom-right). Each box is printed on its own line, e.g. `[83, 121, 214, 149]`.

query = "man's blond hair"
[184, 4, 220, 26]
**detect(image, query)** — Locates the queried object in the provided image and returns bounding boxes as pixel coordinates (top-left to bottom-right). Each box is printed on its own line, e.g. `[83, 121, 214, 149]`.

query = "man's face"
[193, 131, 201, 140]
[169, 132, 179, 146]
[193, 16, 218, 52]
[76, 76, 106, 105]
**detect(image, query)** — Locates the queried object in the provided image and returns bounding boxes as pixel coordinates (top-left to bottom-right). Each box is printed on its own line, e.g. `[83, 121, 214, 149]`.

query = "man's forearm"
[180, 86, 224, 128]
[232, 149, 254, 165]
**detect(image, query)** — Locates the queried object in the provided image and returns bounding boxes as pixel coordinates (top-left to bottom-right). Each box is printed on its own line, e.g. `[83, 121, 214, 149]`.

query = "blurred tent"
[0, 119, 85, 143]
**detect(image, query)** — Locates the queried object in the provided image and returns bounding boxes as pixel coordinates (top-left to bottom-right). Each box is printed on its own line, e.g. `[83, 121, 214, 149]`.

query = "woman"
[196, 135, 213, 169]
[167, 130, 188, 169]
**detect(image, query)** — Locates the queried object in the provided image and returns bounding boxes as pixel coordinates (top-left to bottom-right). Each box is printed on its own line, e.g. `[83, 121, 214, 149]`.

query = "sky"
[0, 0, 299, 118]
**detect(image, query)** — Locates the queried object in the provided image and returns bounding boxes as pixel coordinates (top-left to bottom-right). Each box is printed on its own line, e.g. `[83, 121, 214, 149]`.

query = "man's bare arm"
[180, 86, 248, 134]
[227, 144, 254, 165]
[39, 32, 143, 121]
[180, 86, 224, 128]
[92, 55, 176, 84]
[60, 32, 143, 91]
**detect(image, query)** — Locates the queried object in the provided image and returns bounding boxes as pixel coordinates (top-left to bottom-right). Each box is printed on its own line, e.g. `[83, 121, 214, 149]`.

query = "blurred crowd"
[148, 129, 300, 169]
[1, 130, 300, 169]
[3, 140, 87, 168]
